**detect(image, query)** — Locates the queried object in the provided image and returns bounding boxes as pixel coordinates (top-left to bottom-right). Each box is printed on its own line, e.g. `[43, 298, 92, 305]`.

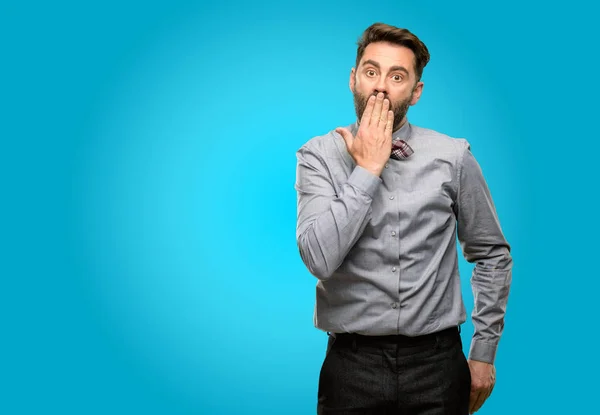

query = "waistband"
[331, 326, 460, 348]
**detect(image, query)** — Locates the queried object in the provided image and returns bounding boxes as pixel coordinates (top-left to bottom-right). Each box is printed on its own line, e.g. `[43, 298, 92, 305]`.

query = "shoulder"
[296, 126, 349, 161]
[410, 124, 471, 162]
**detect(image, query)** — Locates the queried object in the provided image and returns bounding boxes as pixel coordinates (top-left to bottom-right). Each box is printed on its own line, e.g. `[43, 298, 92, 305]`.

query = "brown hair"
[355, 23, 430, 81]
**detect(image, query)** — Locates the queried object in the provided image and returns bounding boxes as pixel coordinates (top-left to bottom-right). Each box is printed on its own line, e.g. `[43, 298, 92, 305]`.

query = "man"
[295, 23, 512, 415]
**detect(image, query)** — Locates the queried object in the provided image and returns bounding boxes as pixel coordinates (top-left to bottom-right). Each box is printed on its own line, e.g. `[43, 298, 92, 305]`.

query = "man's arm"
[295, 146, 381, 280]
[455, 141, 513, 364]
[296, 93, 393, 280]
[455, 141, 512, 413]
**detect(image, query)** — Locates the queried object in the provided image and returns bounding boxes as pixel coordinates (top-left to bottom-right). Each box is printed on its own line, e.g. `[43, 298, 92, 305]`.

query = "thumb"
[335, 127, 354, 150]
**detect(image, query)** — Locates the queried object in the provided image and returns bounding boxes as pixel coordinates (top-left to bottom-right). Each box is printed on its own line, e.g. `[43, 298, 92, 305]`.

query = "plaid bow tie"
[390, 139, 414, 160]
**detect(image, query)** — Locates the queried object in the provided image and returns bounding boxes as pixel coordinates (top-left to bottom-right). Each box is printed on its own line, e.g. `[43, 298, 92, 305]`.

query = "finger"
[335, 127, 354, 151]
[485, 368, 496, 401]
[485, 382, 493, 397]
[378, 99, 390, 129]
[360, 95, 376, 128]
[469, 390, 479, 414]
[385, 110, 394, 135]
[483, 382, 495, 402]
[370, 92, 384, 127]
[472, 390, 487, 413]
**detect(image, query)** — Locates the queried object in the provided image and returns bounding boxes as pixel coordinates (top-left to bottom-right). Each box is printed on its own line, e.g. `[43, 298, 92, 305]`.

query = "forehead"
[359, 42, 416, 72]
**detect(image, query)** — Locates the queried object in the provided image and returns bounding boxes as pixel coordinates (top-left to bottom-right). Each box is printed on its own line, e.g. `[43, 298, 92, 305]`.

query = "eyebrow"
[362, 59, 409, 75]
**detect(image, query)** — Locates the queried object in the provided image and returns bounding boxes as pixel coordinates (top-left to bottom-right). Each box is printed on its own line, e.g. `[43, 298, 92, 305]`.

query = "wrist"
[357, 162, 384, 177]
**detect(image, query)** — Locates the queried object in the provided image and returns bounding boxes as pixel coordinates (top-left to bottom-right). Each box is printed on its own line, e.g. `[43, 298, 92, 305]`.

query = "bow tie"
[390, 139, 414, 160]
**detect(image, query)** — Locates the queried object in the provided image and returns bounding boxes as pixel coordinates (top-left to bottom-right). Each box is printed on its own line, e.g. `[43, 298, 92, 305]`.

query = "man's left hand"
[467, 359, 496, 413]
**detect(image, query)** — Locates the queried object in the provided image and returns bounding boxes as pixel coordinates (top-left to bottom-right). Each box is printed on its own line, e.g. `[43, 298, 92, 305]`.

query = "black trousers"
[317, 327, 471, 414]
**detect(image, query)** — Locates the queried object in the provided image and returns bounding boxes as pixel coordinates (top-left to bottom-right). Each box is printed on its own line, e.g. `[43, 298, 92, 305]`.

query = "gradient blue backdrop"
[3, 1, 598, 414]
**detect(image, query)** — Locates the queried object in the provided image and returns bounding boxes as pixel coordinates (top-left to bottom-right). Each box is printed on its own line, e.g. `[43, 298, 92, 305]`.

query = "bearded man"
[295, 22, 513, 415]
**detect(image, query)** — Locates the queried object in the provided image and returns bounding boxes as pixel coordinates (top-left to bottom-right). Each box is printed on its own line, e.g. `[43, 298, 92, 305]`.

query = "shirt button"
[391, 231, 396, 236]
[391, 302, 399, 309]
[385, 164, 389, 168]
[392, 267, 397, 272]
[389, 196, 395, 200]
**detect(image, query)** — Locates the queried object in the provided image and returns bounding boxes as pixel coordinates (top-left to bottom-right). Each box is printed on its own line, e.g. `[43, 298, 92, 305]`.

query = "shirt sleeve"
[455, 140, 513, 364]
[295, 143, 381, 280]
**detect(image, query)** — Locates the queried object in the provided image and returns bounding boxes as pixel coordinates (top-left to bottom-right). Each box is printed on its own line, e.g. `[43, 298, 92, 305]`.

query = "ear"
[410, 81, 424, 106]
[349, 68, 356, 93]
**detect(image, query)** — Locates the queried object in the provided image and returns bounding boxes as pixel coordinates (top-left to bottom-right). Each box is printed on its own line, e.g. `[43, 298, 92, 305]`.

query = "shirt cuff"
[468, 340, 498, 364]
[347, 166, 381, 198]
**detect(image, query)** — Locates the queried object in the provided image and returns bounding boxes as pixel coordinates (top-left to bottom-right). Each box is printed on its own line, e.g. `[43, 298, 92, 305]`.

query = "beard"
[353, 90, 412, 132]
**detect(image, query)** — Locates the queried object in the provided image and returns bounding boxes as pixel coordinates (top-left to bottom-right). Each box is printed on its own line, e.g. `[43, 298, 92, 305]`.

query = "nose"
[373, 77, 388, 96]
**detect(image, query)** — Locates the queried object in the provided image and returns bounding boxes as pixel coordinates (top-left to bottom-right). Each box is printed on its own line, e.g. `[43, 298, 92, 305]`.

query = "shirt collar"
[392, 120, 411, 142]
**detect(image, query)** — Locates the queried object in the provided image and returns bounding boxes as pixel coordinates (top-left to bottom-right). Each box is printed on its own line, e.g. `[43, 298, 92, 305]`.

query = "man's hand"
[468, 359, 496, 413]
[335, 92, 394, 177]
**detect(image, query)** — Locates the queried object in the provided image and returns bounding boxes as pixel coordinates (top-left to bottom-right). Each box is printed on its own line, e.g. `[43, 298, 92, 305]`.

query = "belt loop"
[351, 336, 358, 352]
[457, 325, 461, 334]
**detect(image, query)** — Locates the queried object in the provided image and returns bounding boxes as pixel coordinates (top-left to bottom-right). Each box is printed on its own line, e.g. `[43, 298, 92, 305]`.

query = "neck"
[393, 117, 408, 134]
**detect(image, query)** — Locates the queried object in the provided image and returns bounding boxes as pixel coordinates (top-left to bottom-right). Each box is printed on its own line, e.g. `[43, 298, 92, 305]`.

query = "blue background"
[2, 0, 598, 413]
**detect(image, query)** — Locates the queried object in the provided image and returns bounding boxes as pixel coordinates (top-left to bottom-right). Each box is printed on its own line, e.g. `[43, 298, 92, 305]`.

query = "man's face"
[350, 41, 424, 132]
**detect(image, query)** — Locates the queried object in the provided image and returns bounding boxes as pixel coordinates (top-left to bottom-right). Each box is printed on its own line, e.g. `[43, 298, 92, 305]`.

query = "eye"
[366, 70, 377, 77]
[392, 74, 403, 82]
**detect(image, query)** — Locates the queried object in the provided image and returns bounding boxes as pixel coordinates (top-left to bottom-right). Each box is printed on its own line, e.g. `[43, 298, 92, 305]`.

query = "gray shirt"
[295, 121, 512, 364]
